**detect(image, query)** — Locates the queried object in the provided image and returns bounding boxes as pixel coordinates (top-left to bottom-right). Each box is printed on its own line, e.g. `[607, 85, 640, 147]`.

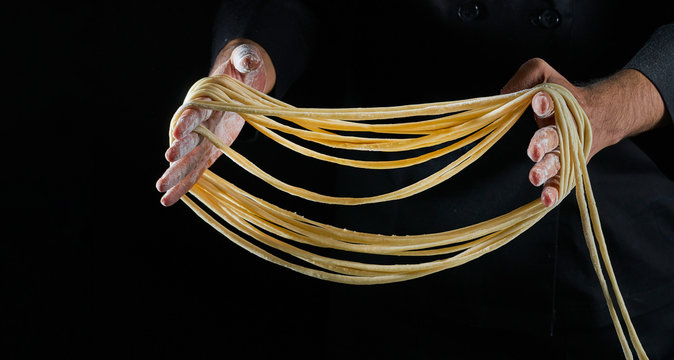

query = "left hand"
[156, 39, 275, 206]
[501, 58, 668, 207]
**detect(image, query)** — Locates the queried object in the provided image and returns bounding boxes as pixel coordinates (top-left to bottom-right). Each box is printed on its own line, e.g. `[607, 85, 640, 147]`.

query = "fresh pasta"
[165, 75, 648, 359]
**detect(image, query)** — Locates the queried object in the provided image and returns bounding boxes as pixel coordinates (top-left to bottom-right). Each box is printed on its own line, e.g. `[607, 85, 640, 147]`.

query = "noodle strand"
[164, 75, 648, 359]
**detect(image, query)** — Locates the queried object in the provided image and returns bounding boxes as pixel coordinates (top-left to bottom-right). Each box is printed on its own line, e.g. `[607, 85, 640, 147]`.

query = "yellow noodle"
[164, 75, 648, 359]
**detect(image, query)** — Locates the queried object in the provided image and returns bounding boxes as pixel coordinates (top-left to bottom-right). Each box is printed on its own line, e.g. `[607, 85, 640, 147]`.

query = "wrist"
[580, 80, 622, 154]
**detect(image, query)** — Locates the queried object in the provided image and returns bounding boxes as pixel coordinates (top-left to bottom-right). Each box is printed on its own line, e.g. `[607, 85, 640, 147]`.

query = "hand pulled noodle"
[164, 75, 649, 359]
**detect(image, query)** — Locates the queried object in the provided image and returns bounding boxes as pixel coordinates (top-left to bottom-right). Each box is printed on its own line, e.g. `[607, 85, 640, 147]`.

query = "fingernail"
[529, 168, 546, 187]
[541, 187, 558, 207]
[532, 92, 553, 117]
[528, 144, 542, 162]
[160, 194, 171, 207]
[232, 44, 261, 73]
[165, 146, 175, 162]
[156, 177, 166, 192]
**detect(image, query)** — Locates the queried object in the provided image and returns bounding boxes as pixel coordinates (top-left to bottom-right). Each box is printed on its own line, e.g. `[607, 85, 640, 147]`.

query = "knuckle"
[544, 152, 561, 167]
[526, 57, 548, 69]
[541, 126, 556, 139]
[545, 176, 561, 188]
[180, 108, 202, 124]
[179, 108, 196, 119]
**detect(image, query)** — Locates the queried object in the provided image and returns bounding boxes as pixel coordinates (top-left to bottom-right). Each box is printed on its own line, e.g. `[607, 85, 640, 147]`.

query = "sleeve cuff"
[624, 24, 674, 125]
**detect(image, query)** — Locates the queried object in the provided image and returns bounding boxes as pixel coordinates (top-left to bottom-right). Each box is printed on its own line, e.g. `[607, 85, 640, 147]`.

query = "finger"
[529, 150, 561, 187]
[527, 126, 559, 162]
[165, 132, 201, 162]
[173, 106, 213, 140]
[160, 166, 204, 207]
[229, 44, 267, 92]
[160, 148, 219, 207]
[231, 43, 262, 74]
[156, 144, 205, 192]
[532, 92, 554, 118]
[212, 39, 276, 93]
[541, 175, 561, 207]
[531, 91, 555, 128]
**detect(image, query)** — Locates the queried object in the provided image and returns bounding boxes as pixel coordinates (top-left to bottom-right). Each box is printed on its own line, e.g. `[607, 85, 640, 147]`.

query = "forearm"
[584, 69, 668, 152]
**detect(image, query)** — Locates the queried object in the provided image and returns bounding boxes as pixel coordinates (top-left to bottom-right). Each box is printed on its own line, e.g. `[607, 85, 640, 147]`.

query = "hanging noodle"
[165, 75, 648, 359]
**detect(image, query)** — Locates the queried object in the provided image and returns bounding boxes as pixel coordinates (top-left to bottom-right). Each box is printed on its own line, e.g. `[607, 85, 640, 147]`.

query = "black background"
[3, 2, 673, 359]
[1, 2, 292, 358]
[4, 2, 371, 359]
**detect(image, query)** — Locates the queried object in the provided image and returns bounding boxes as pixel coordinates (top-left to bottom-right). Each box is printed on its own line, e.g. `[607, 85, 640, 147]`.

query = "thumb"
[231, 43, 263, 74]
[501, 58, 553, 94]
[212, 39, 276, 94]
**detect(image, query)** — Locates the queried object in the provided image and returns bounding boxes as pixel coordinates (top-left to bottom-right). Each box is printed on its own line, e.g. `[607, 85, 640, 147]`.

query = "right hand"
[502, 58, 668, 207]
[156, 39, 276, 206]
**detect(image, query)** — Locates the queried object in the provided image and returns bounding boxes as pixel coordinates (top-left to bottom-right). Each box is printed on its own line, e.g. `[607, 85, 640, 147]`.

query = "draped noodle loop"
[164, 75, 648, 359]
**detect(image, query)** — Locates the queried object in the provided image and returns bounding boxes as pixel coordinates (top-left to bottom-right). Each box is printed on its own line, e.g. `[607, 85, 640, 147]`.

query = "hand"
[156, 39, 276, 206]
[502, 58, 667, 207]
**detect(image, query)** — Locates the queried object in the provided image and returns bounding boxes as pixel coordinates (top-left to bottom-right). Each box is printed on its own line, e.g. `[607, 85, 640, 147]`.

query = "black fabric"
[208, 0, 674, 357]
[625, 24, 674, 178]
[211, 0, 316, 98]
[625, 24, 674, 123]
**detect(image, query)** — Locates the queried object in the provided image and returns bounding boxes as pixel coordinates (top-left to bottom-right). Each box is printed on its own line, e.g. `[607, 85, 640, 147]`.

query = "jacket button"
[537, 9, 561, 28]
[458, 1, 482, 22]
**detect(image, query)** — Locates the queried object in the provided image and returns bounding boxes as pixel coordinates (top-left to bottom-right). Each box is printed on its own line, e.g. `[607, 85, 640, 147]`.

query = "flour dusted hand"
[502, 58, 668, 208]
[156, 39, 276, 206]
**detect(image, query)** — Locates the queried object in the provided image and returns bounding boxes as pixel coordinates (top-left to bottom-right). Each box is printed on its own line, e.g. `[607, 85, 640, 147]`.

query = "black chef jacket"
[209, 0, 674, 358]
